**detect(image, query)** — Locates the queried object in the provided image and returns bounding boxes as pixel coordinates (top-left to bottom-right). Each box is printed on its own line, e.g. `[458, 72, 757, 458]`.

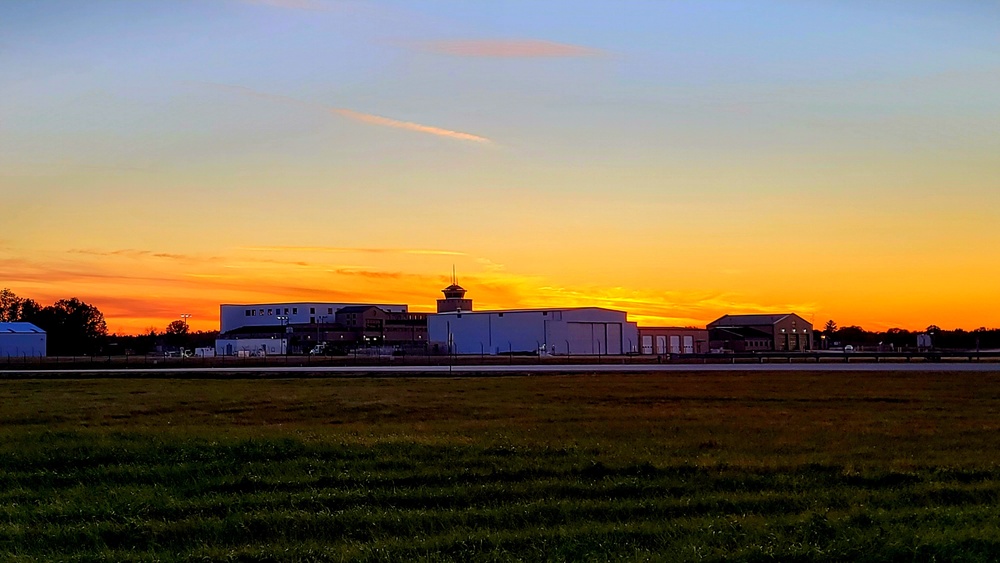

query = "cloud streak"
[410, 39, 603, 58]
[237, 0, 331, 11]
[69, 248, 204, 261]
[240, 246, 466, 256]
[331, 108, 490, 143]
[193, 81, 491, 144]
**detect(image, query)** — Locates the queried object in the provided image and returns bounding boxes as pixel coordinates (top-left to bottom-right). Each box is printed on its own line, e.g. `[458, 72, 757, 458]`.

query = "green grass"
[2, 371, 1000, 561]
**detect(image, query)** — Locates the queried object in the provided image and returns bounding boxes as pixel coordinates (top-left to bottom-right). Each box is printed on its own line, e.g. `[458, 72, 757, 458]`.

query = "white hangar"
[428, 307, 639, 355]
[0, 322, 47, 358]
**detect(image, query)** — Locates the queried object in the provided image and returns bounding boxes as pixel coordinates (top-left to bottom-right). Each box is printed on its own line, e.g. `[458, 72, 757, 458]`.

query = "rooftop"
[433, 306, 626, 316]
[709, 314, 798, 327]
[0, 322, 46, 334]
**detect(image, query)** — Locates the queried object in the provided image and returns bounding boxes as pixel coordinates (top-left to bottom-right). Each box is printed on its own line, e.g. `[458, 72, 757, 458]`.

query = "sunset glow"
[3, 1, 999, 334]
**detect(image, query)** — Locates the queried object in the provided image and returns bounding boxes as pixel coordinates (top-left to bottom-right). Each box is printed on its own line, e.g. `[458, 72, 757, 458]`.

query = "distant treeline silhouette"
[1, 288, 107, 356]
[821, 320, 1000, 350]
[1, 288, 217, 356]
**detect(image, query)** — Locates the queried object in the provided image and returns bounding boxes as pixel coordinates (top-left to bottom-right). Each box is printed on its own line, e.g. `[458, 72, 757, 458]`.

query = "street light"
[178, 314, 192, 358]
[276, 315, 288, 357]
[316, 315, 327, 349]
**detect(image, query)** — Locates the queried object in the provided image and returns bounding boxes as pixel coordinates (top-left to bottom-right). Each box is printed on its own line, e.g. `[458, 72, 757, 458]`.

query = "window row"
[245, 307, 299, 317]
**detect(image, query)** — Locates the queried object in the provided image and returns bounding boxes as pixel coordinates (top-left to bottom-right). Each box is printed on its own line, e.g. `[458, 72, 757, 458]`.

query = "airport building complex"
[212, 280, 813, 356]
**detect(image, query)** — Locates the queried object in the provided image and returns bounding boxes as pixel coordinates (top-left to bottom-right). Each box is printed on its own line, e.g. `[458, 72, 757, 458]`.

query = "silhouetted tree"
[823, 320, 838, 335]
[29, 298, 108, 355]
[0, 288, 41, 323]
[164, 320, 190, 348]
[834, 325, 870, 346]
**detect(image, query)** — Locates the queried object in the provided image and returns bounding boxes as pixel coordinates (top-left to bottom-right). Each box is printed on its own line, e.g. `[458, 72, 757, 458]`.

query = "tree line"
[1, 289, 216, 356]
[822, 320, 1000, 350]
[1, 288, 108, 356]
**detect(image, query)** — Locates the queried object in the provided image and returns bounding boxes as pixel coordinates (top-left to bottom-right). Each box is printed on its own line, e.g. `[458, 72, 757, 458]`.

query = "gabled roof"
[710, 326, 773, 339]
[708, 314, 794, 327]
[0, 322, 46, 334]
[337, 305, 380, 314]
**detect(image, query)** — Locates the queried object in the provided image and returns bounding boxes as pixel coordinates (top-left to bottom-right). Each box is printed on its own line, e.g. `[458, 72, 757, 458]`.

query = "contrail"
[332, 108, 490, 143]
[191, 81, 491, 144]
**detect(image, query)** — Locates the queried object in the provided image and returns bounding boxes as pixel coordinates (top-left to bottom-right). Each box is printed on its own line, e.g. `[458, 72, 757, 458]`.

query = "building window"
[268, 309, 273, 315]
[292, 308, 298, 314]
[328, 308, 333, 314]
[310, 307, 315, 314]
[457, 314, 462, 318]
[245, 310, 251, 316]
[259, 309, 264, 316]
[543, 311, 548, 316]
[310, 317, 315, 324]
[498, 313, 504, 318]
[284, 308, 289, 314]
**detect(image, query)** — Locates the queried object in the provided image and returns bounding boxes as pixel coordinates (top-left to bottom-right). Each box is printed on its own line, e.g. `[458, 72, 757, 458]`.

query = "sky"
[3, 1, 1000, 334]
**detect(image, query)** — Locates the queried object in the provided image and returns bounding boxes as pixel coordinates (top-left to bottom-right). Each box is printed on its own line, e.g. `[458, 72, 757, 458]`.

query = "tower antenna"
[452, 264, 456, 285]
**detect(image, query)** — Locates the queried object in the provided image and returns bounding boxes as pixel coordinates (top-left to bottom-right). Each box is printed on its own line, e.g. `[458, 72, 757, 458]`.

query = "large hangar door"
[567, 322, 622, 354]
[606, 323, 622, 354]
[567, 322, 595, 354]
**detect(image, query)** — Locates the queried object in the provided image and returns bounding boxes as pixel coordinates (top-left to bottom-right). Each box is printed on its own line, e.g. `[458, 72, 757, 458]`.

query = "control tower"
[437, 270, 473, 313]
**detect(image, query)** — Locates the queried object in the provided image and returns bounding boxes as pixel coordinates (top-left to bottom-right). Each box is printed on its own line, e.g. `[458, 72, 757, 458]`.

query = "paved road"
[2, 363, 999, 376]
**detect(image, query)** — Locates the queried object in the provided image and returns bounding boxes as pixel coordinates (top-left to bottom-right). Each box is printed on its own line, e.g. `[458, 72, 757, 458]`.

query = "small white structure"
[220, 302, 408, 333]
[194, 347, 216, 358]
[428, 308, 638, 355]
[215, 337, 286, 357]
[0, 322, 47, 357]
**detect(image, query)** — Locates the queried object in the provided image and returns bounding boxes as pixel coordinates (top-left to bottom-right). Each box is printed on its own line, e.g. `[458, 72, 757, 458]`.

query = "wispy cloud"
[331, 268, 406, 280]
[331, 108, 490, 143]
[476, 257, 506, 272]
[240, 245, 467, 256]
[193, 81, 492, 144]
[236, 0, 331, 11]
[69, 248, 203, 261]
[408, 39, 603, 58]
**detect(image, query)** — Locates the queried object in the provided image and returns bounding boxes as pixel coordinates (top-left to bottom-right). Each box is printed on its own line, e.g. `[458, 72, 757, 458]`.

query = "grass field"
[3, 370, 1000, 561]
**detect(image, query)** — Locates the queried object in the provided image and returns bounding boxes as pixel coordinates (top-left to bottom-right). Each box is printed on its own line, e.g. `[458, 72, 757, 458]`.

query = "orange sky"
[3, 237, 999, 335]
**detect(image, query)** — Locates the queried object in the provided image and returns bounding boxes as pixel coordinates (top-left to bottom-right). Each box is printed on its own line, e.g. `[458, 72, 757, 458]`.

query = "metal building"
[428, 307, 639, 356]
[0, 322, 47, 357]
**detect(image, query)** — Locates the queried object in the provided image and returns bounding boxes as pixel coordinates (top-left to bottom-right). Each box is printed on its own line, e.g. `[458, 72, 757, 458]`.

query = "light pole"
[276, 315, 288, 357]
[317, 315, 327, 351]
[178, 314, 192, 357]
